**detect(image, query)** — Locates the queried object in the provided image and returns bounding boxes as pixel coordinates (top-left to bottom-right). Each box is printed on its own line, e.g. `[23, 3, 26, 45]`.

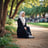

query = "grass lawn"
[27, 22, 48, 28]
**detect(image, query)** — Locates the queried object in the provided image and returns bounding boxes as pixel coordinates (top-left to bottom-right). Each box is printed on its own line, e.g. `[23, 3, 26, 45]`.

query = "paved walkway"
[14, 22, 48, 48]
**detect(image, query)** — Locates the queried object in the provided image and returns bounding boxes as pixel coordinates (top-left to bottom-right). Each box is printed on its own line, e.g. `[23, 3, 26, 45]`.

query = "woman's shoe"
[28, 35, 35, 38]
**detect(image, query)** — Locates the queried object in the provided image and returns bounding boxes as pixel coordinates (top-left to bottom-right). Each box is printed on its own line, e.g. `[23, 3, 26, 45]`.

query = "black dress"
[17, 18, 32, 38]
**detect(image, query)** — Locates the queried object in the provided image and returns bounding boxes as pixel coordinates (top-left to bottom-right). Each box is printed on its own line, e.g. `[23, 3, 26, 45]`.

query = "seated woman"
[17, 11, 34, 38]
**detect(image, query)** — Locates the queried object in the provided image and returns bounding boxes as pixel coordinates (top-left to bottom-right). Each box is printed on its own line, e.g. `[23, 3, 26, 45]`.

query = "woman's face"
[22, 13, 25, 17]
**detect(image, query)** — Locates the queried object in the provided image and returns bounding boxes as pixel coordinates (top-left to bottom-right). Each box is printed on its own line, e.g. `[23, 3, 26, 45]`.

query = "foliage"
[0, 33, 19, 48]
[0, 32, 12, 47]
[18, 6, 48, 16]
[0, 36, 11, 47]
[5, 25, 17, 35]
[18, 7, 32, 15]
[6, 16, 15, 25]
[39, 0, 48, 7]
[5, 33, 12, 37]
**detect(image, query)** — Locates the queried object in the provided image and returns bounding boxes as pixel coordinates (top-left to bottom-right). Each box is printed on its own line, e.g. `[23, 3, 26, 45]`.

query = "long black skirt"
[17, 26, 32, 38]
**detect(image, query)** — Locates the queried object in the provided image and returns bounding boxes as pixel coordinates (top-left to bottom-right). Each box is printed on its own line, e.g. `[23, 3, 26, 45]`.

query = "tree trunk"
[0, 0, 10, 37]
[0, 0, 4, 36]
[2, 0, 10, 27]
[0, 0, 3, 30]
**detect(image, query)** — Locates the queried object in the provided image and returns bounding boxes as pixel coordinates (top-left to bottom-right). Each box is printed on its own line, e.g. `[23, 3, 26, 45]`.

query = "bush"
[5, 25, 17, 35]
[0, 33, 19, 48]
[6, 17, 15, 25]
[0, 33, 12, 47]
[0, 36, 11, 47]
[5, 33, 12, 37]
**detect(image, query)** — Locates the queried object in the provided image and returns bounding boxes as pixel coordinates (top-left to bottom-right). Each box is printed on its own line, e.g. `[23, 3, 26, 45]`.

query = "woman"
[17, 11, 34, 38]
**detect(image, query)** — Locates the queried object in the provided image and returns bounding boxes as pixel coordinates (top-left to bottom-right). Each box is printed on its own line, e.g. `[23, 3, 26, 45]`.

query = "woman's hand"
[24, 27, 27, 30]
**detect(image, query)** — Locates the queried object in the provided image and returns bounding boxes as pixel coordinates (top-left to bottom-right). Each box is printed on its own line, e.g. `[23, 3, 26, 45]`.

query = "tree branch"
[10, 0, 24, 19]
[9, 0, 15, 18]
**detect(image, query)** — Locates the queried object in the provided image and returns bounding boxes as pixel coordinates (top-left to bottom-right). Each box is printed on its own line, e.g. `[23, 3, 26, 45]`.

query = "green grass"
[27, 22, 48, 28]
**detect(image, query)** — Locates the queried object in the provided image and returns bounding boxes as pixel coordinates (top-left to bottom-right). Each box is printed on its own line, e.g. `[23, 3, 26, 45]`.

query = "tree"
[0, 0, 24, 37]
[0, 0, 10, 37]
